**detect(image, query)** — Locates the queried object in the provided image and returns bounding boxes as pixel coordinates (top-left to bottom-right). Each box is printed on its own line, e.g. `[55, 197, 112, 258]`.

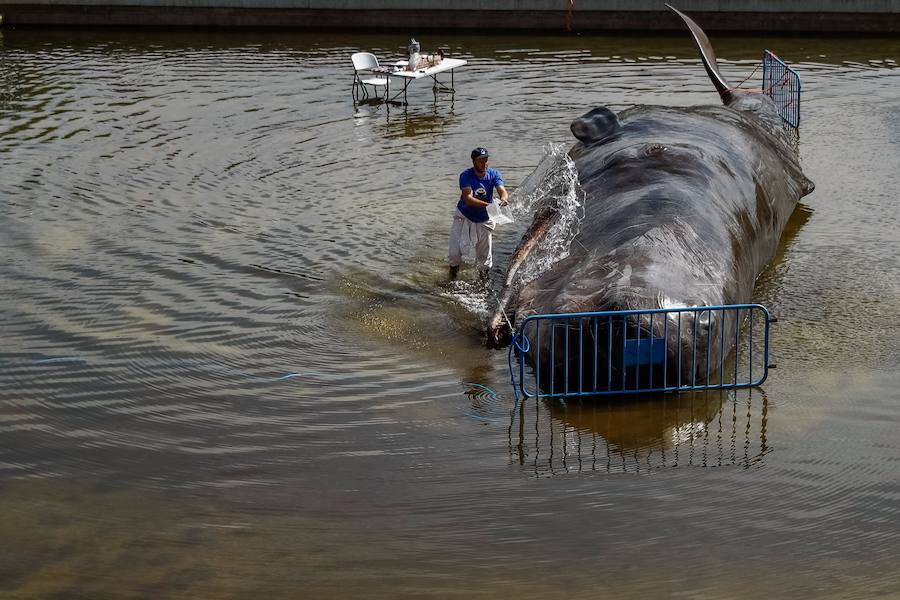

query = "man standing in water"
[447, 147, 509, 281]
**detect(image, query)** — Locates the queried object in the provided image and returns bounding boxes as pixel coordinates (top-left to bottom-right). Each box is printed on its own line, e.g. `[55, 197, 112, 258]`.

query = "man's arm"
[460, 186, 489, 208]
[496, 184, 509, 206]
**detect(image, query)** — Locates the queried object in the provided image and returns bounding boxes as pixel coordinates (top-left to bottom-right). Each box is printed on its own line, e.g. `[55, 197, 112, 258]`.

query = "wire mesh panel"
[762, 50, 801, 128]
[516, 304, 773, 398]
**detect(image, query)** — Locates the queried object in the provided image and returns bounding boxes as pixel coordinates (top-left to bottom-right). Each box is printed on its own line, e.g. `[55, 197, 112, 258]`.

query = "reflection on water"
[353, 98, 461, 139]
[510, 390, 770, 475]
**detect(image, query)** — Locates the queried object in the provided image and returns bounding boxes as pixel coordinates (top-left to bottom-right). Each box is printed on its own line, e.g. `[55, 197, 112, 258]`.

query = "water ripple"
[1, 28, 900, 598]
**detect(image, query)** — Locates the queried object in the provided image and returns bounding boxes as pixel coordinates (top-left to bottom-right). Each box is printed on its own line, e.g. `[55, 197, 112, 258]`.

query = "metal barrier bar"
[621, 315, 626, 390]
[550, 320, 555, 395]
[516, 304, 773, 398]
[662, 314, 669, 390]
[607, 315, 612, 392]
[749, 309, 754, 383]
[691, 310, 698, 389]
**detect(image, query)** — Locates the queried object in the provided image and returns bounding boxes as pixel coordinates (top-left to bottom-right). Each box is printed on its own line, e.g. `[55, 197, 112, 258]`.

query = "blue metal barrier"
[515, 304, 774, 398]
[762, 50, 801, 128]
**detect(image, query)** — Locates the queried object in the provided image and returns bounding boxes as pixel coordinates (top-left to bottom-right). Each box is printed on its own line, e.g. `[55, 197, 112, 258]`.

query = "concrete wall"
[2, 0, 899, 10]
[1, 0, 899, 31]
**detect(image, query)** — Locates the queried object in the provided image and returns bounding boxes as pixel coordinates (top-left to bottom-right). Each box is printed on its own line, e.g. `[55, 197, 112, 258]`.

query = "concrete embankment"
[0, 0, 898, 32]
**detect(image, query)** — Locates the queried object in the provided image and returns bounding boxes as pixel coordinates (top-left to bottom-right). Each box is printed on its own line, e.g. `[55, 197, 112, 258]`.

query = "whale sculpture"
[487, 6, 815, 391]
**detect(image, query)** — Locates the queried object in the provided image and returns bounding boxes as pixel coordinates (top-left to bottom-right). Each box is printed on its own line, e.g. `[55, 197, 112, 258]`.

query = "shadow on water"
[508, 389, 771, 476]
[754, 201, 814, 299]
[332, 266, 497, 372]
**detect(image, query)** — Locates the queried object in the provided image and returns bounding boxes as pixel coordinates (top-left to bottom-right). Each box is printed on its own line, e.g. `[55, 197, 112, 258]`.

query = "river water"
[1, 27, 899, 598]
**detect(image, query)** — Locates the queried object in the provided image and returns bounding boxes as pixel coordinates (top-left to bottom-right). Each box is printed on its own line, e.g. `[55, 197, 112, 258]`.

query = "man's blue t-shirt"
[456, 167, 505, 223]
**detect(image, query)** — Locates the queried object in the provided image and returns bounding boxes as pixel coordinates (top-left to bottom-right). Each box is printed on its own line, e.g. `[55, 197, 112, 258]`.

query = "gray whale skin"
[487, 6, 815, 389]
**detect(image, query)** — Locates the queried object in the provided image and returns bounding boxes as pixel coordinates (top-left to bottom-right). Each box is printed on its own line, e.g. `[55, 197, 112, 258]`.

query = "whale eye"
[642, 143, 668, 156]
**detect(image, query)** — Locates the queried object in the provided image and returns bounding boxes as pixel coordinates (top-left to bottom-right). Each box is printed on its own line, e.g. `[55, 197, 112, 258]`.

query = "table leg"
[432, 75, 457, 94]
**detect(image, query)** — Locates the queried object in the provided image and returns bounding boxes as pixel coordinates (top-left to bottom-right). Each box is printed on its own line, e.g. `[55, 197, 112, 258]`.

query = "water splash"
[441, 279, 493, 318]
[508, 143, 585, 286]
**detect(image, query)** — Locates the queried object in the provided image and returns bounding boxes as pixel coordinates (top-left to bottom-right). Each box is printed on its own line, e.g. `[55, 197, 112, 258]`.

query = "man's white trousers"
[447, 209, 495, 271]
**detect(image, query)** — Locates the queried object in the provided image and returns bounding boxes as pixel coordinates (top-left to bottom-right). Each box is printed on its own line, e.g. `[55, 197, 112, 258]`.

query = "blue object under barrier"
[512, 304, 774, 398]
[762, 50, 801, 128]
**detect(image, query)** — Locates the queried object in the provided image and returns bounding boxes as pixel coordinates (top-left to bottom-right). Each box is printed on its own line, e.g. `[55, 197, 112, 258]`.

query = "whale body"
[487, 6, 815, 390]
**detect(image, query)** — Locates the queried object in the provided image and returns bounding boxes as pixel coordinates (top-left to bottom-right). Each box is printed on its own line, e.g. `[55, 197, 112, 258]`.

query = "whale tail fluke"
[666, 4, 734, 103]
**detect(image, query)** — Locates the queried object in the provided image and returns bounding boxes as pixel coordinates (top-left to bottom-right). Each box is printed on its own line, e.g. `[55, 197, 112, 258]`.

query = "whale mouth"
[487, 325, 511, 349]
[487, 308, 515, 348]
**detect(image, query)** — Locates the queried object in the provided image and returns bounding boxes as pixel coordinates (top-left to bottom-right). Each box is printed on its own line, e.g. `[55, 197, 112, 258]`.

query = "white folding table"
[383, 58, 467, 104]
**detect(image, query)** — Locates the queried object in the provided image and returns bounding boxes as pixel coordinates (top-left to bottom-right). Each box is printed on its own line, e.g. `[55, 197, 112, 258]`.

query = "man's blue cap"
[471, 147, 489, 160]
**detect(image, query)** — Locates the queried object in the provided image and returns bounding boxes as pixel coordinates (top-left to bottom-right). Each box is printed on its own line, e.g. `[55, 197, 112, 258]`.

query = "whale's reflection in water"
[509, 390, 770, 475]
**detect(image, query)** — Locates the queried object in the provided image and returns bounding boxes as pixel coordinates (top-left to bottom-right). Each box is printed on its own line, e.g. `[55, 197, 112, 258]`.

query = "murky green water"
[1, 27, 899, 598]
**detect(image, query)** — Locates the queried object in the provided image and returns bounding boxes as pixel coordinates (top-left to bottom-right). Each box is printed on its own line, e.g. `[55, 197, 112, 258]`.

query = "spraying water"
[506, 143, 585, 287]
